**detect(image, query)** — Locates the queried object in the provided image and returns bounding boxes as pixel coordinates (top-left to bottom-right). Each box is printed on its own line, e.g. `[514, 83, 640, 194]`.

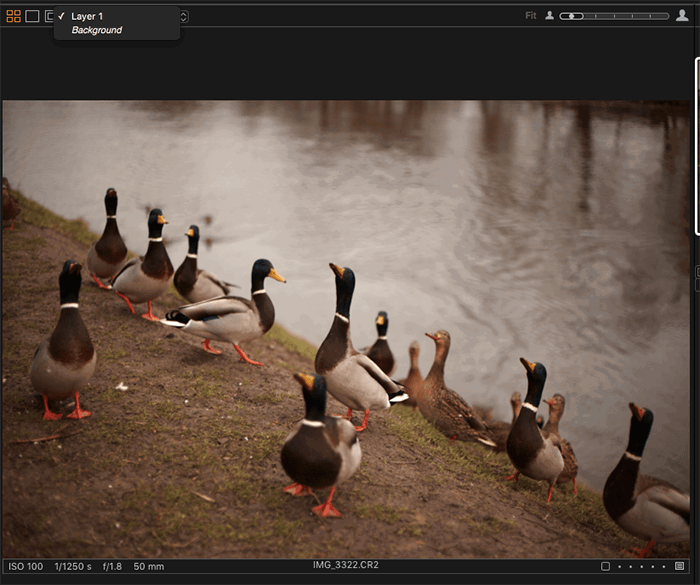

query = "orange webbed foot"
[283, 483, 313, 497]
[234, 344, 263, 366]
[202, 339, 222, 355]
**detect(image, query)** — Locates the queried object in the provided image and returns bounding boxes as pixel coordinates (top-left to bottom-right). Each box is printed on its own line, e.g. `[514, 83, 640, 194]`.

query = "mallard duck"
[315, 263, 408, 432]
[174, 225, 239, 304]
[173, 224, 240, 353]
[281, 372, 361, 518]
[29, 261, 95, 420]
[161, 258, 285, 364]
[111, 208, 174, 321]
[417, 330, 496, 448]
[363, 311, 395, 376]
[87, 188, 128, 290]
[505, 358, 564, 503]
[603, 403, 690, 558]
[542, 393, 578, 494]
[398, 340, 423, 411]
[3, 177, 20, 229]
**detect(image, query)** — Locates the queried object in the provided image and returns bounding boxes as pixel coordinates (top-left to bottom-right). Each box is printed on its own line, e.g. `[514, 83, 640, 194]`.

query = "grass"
[11, 191, 98, 248]
[265, 324, 317, 362]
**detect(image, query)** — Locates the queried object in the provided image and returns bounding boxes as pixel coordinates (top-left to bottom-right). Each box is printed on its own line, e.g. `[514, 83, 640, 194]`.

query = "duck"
[542, 393, 579, 494]
[505, 358, 564, 503]
[3, 177, 20, 230]
[417, 330, 496, 448]
[161, 258, 285, 364]
[314, 263, 408, 432]
[111, 208, 174, 321]
[29, 261, 96, 420]
[603, 402, 690, 558]
[363, 311, 395, 376]
[398, 340, 423, 411]
[174, 224, 239, 304]
[281, 372, 361, 518]
[87, 188, 128, 290]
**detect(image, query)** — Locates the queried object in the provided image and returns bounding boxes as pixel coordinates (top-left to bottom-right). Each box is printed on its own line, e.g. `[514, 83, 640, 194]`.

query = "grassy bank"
[1, 189, 690, 560]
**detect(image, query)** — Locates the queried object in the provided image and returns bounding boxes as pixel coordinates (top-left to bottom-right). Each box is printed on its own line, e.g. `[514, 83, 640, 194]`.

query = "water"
[2, 100, 691, 493]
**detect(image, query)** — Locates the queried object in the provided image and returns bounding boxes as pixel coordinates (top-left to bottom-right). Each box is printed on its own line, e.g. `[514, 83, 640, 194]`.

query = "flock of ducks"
[7, 184, 690, 558]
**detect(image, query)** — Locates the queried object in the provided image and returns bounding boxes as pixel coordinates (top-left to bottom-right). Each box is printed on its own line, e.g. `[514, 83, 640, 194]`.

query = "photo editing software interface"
[0, 1, 698, 585]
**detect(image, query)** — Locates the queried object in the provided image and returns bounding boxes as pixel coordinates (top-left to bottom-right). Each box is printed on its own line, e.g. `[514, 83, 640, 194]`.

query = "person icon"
[545, 10, 554, 20]
[676, 9, 688, 22]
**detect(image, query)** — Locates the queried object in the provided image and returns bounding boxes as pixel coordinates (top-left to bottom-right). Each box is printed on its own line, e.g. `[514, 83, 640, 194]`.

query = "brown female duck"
[542, 393, 579, 494]
[398, 340, 423, 411]
[417, 330, 496, 447]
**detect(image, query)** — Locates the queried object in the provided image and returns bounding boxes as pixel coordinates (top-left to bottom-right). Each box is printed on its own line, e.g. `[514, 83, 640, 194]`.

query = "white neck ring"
[61, 303, 79, 309]
[186, 253, 197, 258]
[624, 451, 642, 461]
[149, 237, 163, 242]
[302, 419, 324, 427]
[522, 402, 538, 413]
[252, 289, 266, 296]
[335, 313, 349, 323]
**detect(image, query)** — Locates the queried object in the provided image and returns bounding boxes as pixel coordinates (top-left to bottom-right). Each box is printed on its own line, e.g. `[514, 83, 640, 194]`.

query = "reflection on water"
[2, 100, 691, 493]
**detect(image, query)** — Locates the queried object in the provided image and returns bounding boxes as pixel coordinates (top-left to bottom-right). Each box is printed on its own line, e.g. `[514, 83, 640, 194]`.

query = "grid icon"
[6, 9, 21, 23]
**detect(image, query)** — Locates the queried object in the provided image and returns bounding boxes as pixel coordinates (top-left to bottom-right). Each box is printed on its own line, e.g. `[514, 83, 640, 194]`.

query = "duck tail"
[161, 310, 190, 328]
[388, 390, 409, 403]
[476, 435, 498, 448]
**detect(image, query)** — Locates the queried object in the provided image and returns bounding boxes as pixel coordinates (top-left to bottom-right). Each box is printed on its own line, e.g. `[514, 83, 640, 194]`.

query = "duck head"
[147, 208, 169, 239]
[627, 402, 653, 458]
[59, 260, 83, 305]
[251, 259, 286, 291]
[519, 357, 547, 407]
[543, 393, 566, 421]
[294, 372, 327, 421]
[329, 263, 355, 319]
[375, 311, 389, 336]
[185, 225, 200, 253]
[104, 188, 118, 215]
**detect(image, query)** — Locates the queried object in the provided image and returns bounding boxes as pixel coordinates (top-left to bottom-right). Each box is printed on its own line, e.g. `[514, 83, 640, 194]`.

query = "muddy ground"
[1, 194, 690, 562]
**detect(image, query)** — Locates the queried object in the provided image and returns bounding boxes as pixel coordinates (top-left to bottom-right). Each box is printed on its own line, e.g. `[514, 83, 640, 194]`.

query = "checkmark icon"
[58, 12, 64, 20]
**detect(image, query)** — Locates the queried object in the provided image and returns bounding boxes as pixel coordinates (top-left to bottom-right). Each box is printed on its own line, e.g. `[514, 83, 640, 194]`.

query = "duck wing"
[350, 352, 405, 398]
[176, 295, 254, 320]
[110, 256, 141, 282]
[637, 475, 690, 521]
